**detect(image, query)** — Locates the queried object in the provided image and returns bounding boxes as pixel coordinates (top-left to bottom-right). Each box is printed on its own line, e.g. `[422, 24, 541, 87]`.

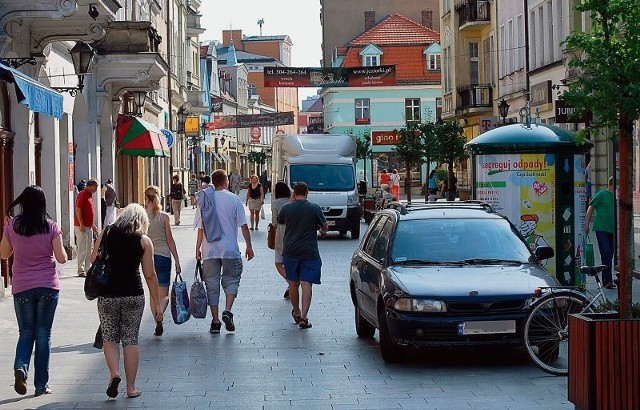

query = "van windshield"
[290, 164, 355, 191]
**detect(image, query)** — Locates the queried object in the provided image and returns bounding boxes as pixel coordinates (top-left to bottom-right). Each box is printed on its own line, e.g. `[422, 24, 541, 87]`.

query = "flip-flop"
[106, 376, 121, 398]
[291, 309, 301, 324]
[299, 318, 312, 329]
[127, 390, 142, 398]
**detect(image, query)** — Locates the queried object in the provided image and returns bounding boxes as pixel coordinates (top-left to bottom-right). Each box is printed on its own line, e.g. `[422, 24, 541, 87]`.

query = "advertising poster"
[574, 154, 587, 287]
[206, 112, 294, 130]
[475, 153, 557, 276]
[263, 66, 396, 88]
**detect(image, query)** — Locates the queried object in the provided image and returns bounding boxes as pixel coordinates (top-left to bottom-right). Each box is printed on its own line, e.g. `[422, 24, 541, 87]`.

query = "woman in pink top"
[0, 186, 68, 397]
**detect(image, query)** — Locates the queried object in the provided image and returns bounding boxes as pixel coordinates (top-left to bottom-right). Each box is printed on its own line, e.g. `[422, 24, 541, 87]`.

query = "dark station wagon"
[349, 201, 558, 362]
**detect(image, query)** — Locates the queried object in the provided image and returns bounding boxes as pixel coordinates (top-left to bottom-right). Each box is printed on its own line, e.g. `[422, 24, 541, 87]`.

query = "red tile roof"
[339, 14, 441, 84]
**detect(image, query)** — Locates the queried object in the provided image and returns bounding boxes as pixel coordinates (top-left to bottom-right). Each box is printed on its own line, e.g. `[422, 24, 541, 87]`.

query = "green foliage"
[592, 300, 640, 318]
[355, 130, 372, 161]
[561, 0, 640, 131]
[431, 120, 468, 169]
[393, 122, 426, 170]
[247, 151, 267, 164]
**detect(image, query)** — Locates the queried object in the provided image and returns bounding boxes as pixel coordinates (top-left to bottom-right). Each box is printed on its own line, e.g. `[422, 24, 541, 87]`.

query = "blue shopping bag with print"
[171, 272, 191, 324]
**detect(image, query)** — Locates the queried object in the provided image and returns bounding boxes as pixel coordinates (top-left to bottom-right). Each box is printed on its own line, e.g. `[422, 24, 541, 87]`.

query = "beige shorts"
[247, 198, 263, 210]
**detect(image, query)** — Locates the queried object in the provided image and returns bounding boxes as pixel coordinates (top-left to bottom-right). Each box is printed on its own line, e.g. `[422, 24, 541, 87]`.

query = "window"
[530, 11, 537, 69]
[248, 83, 256, 97]
[405, 98, 421, 123]
[469, 42, 479, 84]
[517, 15, 525, 70]
[355, 98, 370, 124]
[364, 217, 387, 256]
[547, 1, 554, 64]
[483, 36, 494, 85]
[364, 55, 379, 66]
[428, 53, 441, 70]
[371, 219, 394, 262]
[499, 25, 505, 77]
[507, 19, 514, 74]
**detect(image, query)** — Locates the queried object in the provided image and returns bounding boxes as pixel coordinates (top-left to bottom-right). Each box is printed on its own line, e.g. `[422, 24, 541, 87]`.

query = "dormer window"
[424, 42, 442, 72]
[360, 44, 383, 67]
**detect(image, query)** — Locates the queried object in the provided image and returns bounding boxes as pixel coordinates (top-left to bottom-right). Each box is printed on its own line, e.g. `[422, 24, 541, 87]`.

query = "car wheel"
[350, 223, 360, 240]
[355, 303, 375, 338]
[378, 309, 404, 363]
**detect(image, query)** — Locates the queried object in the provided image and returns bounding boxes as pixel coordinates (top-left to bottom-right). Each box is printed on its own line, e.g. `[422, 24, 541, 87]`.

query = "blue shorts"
[282, 256, 322, 284]
[154, 255, 172, 288]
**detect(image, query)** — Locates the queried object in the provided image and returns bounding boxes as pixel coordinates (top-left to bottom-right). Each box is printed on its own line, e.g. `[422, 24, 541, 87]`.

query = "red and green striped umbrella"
[116, 115, 170, 158]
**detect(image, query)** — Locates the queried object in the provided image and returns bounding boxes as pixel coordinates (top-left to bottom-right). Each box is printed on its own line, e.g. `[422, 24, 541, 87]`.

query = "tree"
[432, 120, 467, 201]
[247, 151, 267, 174]
[561, 0, 640, 318]
[393, 122, 426, 203]
[355, 130, 372, 185]
[418, 120, 439, 187]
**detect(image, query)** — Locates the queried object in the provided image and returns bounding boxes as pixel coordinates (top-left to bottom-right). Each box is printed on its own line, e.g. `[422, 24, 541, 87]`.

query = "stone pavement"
[0, 192, 634, 409]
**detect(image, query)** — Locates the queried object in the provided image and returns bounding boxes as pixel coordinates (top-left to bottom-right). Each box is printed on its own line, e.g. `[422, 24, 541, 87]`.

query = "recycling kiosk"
[464, 123, 592, 286]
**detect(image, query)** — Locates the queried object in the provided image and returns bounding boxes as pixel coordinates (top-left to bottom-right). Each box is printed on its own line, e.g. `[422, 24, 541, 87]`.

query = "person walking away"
[195, 169, 254, 334]
[271, 182, 292, 299]
[245, 174, 264, 230]
[75, 178, 99, 277]
[188, 174, 198, 209]
[379, 169, 390, 187]
[169, 175, 185, 226]
[100, 183, 107, 226]
[0, 185, 68, 396]
[426, 170, 438, 202]
[104, 179, 118, 226]
[389, 169, 400, 202]
[144, 185, 182, 336]
[229, 170, 241, 196]
[259, 169, 269, 193]
[277, 182, 328, 329]
[585, 176, 616, 288]
[90, 204, 162, 399]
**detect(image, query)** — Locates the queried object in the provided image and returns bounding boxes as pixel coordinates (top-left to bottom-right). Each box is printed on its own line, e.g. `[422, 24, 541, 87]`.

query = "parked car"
[349, 201, 558, 362]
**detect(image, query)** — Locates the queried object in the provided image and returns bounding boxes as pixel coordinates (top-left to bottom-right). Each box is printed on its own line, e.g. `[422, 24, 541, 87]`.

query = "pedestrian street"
[0, 196, 586, 409]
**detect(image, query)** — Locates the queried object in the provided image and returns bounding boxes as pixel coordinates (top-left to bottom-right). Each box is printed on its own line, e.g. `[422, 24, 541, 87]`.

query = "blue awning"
[0, 62, 63, 119]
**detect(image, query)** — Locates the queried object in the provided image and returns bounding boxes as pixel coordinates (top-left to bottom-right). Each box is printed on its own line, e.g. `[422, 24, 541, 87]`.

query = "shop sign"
[555, 99, 592, 124]
[372, 130, 400, 145]
[530, 80, 552, 108]
[250, 126, 261, 143]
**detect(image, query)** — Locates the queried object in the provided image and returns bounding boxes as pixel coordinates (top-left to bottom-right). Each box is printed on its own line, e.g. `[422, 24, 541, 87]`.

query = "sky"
[200, 1, 322, 104]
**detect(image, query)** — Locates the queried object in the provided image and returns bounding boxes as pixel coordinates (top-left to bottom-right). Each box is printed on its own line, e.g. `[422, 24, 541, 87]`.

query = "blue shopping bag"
[170, 272, 191, 325]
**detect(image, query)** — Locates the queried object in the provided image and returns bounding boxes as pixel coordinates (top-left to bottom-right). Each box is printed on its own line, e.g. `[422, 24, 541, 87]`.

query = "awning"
[116, 115, 170, 158]
[0, 62, 63, 119]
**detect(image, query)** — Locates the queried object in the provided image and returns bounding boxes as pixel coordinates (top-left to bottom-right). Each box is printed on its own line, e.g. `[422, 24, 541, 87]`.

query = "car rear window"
[391, 217, 532, 263]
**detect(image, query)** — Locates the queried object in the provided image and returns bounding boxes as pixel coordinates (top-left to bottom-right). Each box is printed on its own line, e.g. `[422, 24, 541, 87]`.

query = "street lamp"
[498, 98, 510, 125]
[177, 107, 188, 132]
[52, 41, 95, 96]
[132, 90, 147, 116]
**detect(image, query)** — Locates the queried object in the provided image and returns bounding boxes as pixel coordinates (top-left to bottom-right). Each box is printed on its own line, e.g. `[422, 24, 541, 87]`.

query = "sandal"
[299, 318, 312, 329]
[127, 390, 142, 398]
[106, 376, 121, 398]
[291, 309, 301, 324]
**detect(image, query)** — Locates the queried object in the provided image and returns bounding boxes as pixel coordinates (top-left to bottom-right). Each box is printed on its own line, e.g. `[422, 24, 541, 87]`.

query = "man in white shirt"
[195, 169, 254, 334]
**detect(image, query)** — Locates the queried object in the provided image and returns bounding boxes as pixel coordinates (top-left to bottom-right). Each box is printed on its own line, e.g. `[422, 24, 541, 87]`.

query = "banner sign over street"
[206, 111, 294, 130]
[264, 66, 396, 88]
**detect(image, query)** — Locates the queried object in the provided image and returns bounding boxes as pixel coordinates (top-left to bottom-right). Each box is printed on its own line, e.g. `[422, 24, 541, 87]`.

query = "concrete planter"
[568, 312, 640, 410]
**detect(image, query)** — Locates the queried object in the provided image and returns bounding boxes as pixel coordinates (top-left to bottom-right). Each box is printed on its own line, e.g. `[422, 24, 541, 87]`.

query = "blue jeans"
[595, 231, 614, 284]
[13, 287, 59, 394]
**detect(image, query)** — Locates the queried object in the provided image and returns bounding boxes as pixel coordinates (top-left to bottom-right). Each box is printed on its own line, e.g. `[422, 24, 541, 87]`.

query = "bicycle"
[522, 264, 610, 376]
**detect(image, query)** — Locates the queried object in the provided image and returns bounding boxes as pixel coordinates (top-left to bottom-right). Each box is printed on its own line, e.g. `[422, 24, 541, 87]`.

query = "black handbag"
[84, 226, 112, 301]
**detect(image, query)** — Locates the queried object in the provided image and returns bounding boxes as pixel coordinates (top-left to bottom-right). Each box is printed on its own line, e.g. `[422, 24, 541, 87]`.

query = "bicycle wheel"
[523, 291, 591, 375]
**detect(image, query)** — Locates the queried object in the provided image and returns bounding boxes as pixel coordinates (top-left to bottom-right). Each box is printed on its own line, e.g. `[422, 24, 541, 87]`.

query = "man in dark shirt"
[169, 175, 185, 225]
[277, 182, 328, 329]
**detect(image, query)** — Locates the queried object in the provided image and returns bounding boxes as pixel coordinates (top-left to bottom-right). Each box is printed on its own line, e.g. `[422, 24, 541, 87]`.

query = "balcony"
[93, 22, 168, 96]
[455, 0, 490, 30]
[0, 0, 121, 54]
[186, 13, 206, 37]
[456, 84, 493, 114]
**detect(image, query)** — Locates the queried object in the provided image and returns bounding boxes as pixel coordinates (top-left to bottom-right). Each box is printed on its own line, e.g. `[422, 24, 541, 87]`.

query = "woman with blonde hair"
[90, 203, 162, 399]
[245, 174, 264, 230]
[144, 185, 181, 336]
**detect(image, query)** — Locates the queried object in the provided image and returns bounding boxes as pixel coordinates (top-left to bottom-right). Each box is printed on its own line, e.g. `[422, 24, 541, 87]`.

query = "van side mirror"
[534, 246, 554, 261]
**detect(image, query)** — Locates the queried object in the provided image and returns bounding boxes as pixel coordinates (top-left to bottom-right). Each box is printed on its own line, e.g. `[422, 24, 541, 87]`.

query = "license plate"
[458, 320, 516, 335]
[326, 220, 336, 226]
